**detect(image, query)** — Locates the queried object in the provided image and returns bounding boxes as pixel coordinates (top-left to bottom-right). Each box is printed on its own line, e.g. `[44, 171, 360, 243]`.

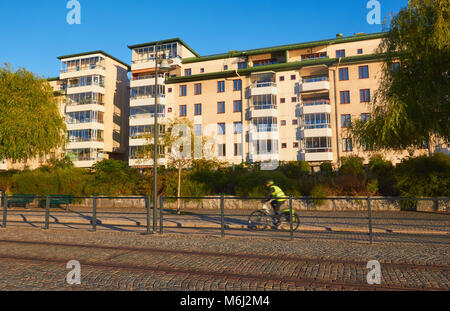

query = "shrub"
[319, 162, 334, 176]
[310, 184, 329, 206]
[368, 155, 397, 196]
[340, 156, 365, 177]
[279, 161, 310, 178]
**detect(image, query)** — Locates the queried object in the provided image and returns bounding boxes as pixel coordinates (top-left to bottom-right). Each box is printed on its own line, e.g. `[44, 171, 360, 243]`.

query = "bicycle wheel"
[279, 212, 300, 231]
[248, 210, 272, 230]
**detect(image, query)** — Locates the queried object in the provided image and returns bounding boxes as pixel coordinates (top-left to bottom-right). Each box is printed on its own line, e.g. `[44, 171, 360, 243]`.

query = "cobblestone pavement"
[0, 227, 448, 291]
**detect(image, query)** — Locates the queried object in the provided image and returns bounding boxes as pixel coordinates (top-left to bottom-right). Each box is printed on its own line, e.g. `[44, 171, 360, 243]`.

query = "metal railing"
[0, 193, 448, 244]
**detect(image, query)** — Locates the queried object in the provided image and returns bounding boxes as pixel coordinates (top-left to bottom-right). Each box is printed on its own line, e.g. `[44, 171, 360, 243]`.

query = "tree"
[139, 117, 219, 213]
[0, 64, 66, 161]
[351, 0, 449, 150]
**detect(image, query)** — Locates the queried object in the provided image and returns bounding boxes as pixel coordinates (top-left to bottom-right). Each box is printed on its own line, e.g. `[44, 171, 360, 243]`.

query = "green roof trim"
[182, 32, 386, 64]
[166, 53, 386, 84]
[46, 77, 60, 82]
[57, 50, 131, 70]
[127, 38, 200, 57]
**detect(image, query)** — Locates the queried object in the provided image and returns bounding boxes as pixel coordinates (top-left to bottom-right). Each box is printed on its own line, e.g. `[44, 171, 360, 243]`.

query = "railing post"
[145, 195, 152, 235]
[220, 195, 225, 238]
[155, 196, 160, 234]
[367, 196, 373, 244]
[44, 196, 50, 230]
[2, 192, 7, 228]
[289, 196, 293, 241]
[91, 196, 97, 232]
[159, 195, 163, 235]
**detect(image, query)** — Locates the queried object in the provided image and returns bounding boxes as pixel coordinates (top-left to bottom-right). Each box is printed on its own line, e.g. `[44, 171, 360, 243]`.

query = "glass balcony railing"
[302, 76, 329, 83]
[130, 94, 166, 100]
[68, 137, 104, 143]
[132, 55, 181, 64]
[251, 82, 277, 88]
[304, 123, 331, 129]
[132, 73, 165, 81]
[130, 113, 165, 120]
[303, 99, 330, 106]
[67, 100, 104, 106]
[61, 64, 105, 73]
[252, 104, 277, 110]
[255, 124, 278, 132]
[304, 147, 333, 153]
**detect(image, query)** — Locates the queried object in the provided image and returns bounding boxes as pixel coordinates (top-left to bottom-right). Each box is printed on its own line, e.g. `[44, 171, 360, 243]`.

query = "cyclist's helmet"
[265, 180, 275, 187]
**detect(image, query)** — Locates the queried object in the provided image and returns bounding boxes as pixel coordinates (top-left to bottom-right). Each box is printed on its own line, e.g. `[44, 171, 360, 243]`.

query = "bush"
[310, 184, 329, 206]
[319, 162, 334, 176]
[340, 156, 365, 177]
[279, 161, 310, 178]
[368, 155, 396, 196]
[394, 153, 450, 198]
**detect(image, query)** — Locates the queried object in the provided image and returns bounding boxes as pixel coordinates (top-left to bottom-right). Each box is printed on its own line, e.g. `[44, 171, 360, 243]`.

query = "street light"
[150, 43, 172, 234]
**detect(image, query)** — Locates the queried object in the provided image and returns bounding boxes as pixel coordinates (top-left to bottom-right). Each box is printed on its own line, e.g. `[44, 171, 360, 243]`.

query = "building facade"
[127, 33, 429, 170]
[57, 51, 130, 168]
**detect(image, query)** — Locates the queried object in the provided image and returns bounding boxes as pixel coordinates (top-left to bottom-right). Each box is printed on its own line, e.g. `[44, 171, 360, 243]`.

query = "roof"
[182, 32, 386, 64]
[127, 38, 200, 57]
[57, 50, 130, 70]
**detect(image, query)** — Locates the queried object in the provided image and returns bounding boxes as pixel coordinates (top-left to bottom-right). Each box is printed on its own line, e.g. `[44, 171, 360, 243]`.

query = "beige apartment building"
[57, 51, 130, 168]
[127, 33, 430, 170]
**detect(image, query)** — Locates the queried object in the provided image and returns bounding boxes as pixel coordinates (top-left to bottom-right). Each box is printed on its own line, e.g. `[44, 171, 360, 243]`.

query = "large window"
[130, 85, 165, 99]
[217, 81, 225, 93]
[234, 122, 242, 134]
[359, 65, 369, 79]
[252, 95, 276, 110]
[304, 137, 332, 153]
[218, 123, 226, 135]
[194, 83, 202, 95]
[179, 105, 187, 117]
[303, 113, 331, 129]
[301, 52, 327, 61]
[336, 49, 346, 58]
[253, 117, 277, 132]
[341, 114, 352, 128]
[255, 140, 278, 155]
[130, 125, 165, 138]
[180, 85, 187, 97]
[343, 138, 353, 152]
[68, 129, 103, 142]
[194, 104, 202, 115]
[253, 59, 278, 67]
[339, 68, 349, 81]
[67, 111, 103, 124]
[233, 100, 242, 112]
[68, 75, 105, 88]
[130, 105, 164, 119]
[61, 56, 105, 73]
[233, 79, 242, 91]
[67, 92, 104, 106]
[360, 89, 371, 102]
[340, 91, 350, 104]
[217, 101, 225, 114]
[66, 149, 97, 161]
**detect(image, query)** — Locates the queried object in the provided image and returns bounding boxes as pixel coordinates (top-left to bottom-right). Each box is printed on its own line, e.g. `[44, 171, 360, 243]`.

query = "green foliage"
[279, 161, 310, 178]
[368, 155, 397, 196]
[394, 153, 450, 198]
[340, 156, 365, 177]
[351, 0, 450, 149]
[319, 162, 334, 176]
[310, 184, 328, 206]
[0, 64, 66, 161]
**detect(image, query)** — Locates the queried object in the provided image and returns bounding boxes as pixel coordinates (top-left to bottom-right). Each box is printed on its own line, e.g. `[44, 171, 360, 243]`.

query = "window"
[234, 122, 242, 134]
[292, 119, 298, 125]
[217, 81, 225, 93]
[234, 143, 243, 156]
[303, 113, 331, 129]
[357, 49, 363, 55]
[291, 75, 296, 80]
[341, 114, 351, 128]
[194, 124, 202, 136]
[194, 104, 202, 115]
[217, 101, 225, 113]
[282, 143, 287, 149]
[194, 83, 202, 95]
[301, 52, 327, 61]
[253, 59, 277, 67]
[168, 108, 172, 113]
[339, 68, 349, 81]
[218, 123, 226, 135]
[238, 62, 247, 69]
[293, 142, 299, 148]
[180, 85, 187, 96]
[280, 98, 286, 104]
[281, 120, 286, 126]
[233, 100, 242, 112]
[224, 65, 228, 70]
[359, 65, 369, 79]
[336, 49, 346, 58]
[168, 88, 172, 93]
[200, 68, 205, 73]
[360, 89, 371, 102]
[390, 62, 400, 72]
[343, 138, 353, 152]
[361, 113, 371, 123]
[279, 76, 285, 81]
[184, 69, 192, 76]
[291, 97, 297, 103]
[340, 91, 350, 104]
[179, 105, 187, 117]
[218, 144, 226, 157]
[233, 79, 242, 91]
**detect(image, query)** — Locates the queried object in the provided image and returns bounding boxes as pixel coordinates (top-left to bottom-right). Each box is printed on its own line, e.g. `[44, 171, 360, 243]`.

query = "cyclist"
[263, 180, 287, 229]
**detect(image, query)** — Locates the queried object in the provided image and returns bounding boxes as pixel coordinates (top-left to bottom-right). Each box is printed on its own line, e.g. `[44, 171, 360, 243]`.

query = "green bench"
[7, 194, 36, 209]
[40, 195, 74, 210]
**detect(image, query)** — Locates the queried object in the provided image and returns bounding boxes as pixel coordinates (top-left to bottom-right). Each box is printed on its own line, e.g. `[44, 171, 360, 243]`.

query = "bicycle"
[248, 201, 300, 231]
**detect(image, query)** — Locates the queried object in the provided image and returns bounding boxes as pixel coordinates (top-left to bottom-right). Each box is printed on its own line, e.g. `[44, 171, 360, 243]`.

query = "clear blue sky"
[0, 0, 409, 78]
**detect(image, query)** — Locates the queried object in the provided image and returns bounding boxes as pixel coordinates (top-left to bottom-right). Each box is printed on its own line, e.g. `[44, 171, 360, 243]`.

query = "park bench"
[6, 194, 36, 209]
[40, 195, 74, 211]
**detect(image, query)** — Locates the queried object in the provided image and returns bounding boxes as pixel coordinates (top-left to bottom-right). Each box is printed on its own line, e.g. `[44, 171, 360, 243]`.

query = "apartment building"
[127, 33, 430, 170]
[57, 51, 130, 168]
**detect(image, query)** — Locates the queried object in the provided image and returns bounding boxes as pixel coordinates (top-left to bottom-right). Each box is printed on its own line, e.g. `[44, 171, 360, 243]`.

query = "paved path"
[0, 227, 448, 291]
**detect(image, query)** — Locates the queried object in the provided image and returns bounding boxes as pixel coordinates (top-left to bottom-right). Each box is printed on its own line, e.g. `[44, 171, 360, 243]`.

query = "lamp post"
[153, 43, 171, 231]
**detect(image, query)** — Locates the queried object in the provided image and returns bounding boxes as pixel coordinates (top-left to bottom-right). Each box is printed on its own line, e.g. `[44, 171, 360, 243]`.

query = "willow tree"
[351, 0, 449, 150]
[0, 64, 66, 162]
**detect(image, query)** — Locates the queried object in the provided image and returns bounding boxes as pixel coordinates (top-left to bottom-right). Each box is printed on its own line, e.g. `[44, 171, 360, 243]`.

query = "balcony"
[300, 126, 333, 138]
[131, 55, 182, 71]
[66, 103, 105, 113]
[300, 151, 334, 162]
[130, 74, 166, 88]
[249, 82, 278, 96]
[60, 65, 106, 80]
[129, 113, 165, 126]
[67, 139, 105, 150]
[130, 95, 166, 107]
[248, 105, 278, 119]
[249, 124, 279, 140]
[298, 77, 330, 93]
[300, 100, 331, 114]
